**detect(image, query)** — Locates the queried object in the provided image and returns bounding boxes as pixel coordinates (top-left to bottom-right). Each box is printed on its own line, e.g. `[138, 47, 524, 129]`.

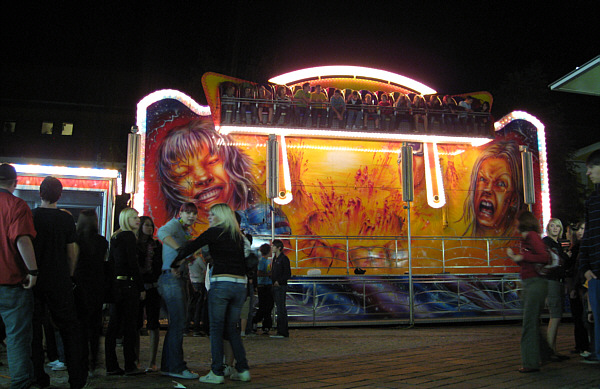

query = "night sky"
[2, 2, 598, 142]
[2, 2, 598, 221]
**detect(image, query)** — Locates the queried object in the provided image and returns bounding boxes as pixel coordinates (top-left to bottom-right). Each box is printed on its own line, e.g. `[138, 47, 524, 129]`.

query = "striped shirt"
[579, 185, 600, 276]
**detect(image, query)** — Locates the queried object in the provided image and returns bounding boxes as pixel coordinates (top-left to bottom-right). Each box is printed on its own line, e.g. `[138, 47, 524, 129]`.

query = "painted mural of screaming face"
[460, 140, 523, 237]
[473, 157, 516, 233]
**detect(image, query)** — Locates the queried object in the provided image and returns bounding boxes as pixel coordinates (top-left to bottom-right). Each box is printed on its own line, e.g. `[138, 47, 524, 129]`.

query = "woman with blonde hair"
[542, 218, 570, 359]
[105, 207, 146, 376]
[174, 203, 250, 384]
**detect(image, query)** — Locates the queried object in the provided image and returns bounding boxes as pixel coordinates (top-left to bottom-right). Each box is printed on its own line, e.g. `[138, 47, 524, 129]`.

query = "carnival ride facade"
[131, 66, 550, 325]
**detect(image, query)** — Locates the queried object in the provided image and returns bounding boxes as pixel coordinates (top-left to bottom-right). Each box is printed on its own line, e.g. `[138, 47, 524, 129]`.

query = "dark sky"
[2, 2, 598, 140]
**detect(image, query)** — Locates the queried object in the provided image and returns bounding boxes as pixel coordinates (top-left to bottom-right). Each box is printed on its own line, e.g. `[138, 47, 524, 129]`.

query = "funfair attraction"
[129, 65, 550, 325]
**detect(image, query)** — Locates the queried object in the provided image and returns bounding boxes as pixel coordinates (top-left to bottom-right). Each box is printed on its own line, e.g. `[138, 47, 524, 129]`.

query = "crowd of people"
[220, 82, 492, 136]
[1, 148, 599, 386]
[0, 163, 292, 388]
[506, 149, 600, 373]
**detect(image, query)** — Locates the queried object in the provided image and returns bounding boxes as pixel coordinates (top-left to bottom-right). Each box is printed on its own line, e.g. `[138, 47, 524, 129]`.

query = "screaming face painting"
[460, 141, 524, 236]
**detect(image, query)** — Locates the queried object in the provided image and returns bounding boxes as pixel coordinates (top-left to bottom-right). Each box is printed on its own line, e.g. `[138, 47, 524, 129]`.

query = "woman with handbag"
[105, 208, 146, 376]
[542, 218, 570, 358]
[507, 211, 554, 373]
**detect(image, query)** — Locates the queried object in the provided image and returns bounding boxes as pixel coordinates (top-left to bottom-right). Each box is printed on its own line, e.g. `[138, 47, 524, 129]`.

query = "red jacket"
[518, 231, 549, 280]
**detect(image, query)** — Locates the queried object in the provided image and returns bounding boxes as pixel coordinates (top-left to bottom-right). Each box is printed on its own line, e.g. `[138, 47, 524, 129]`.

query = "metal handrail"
[251, 234, 521, 275]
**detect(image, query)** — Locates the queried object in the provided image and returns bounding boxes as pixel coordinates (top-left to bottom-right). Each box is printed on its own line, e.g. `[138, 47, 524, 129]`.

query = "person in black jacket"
[74, 209, 108, 375]
[105, 208, 145, 376]
[136, 216, 162, 372]
[542, 218, 570, 359]
[270, 239, 291, 338]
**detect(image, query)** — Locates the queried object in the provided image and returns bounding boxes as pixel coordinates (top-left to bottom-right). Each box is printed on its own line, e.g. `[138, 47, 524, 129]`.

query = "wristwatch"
[28, 269, 39, 276]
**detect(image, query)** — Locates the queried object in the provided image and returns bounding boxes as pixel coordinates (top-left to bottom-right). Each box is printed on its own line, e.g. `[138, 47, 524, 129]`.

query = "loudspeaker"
[521, 149, 535, 205]
[266, 134, 279, 199]
[125, 126, 140, 194]
[401, 144, 414, 202]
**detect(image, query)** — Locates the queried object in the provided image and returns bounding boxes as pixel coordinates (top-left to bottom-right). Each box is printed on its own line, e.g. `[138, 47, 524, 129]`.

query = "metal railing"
[251, 234, 526, 325]
[252, 234, 521, 275]
[219, 97, 493, 135]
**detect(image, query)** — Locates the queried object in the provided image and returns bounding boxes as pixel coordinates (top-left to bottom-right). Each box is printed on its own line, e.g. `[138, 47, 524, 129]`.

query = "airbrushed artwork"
[141, 97, 543, 277]
[135, 66, 548, 323]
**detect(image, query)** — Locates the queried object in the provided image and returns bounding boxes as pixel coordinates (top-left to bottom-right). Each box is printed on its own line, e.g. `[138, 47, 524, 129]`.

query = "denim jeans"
[346, 110, 363, 128]
[254, 285, 274, 330]
[273, 285, 289, 337]
[157, 271, 188, 374]
[588, 278, 600, 359]
[208, 281, 249, 375]
[0, 285, 34, 389]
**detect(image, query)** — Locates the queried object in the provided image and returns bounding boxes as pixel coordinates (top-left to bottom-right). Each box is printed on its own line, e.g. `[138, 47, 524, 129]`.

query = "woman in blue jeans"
[174, 203, 250, 384]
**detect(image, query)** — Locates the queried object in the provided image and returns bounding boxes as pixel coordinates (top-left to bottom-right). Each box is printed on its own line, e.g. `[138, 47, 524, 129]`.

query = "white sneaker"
[199, 370, 225, 384]
[580, 351, 592, 358]
[223, 365, 234, 377]
[167, 369, 199, 379]
[47, 359, 60, 367]
[52, 361, 67, 371]
[230, 369, 251, 382]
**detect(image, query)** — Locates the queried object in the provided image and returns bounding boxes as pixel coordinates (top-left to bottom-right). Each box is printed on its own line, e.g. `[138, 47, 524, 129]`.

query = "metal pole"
[271, 198, 275, 243]
[407, 201, 414, 325]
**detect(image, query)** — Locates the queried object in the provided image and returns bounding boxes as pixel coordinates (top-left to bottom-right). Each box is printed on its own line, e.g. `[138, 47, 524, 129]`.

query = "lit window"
[62, 122, 73, 136]
[41, 122, 53, 135]
[2, 121, 16, 133]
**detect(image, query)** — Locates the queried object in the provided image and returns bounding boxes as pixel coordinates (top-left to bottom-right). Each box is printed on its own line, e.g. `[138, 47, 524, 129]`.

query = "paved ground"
[1, 322, 599, 388]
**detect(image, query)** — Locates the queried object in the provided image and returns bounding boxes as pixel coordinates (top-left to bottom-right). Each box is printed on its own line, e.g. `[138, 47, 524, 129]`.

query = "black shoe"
[549, 353, 570, 362]
[124, 368, 146, 376]
[107, 368, 125, 376]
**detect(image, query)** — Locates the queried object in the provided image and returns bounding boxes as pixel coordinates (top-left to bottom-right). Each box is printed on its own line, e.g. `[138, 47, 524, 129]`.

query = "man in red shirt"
[0, 163, 38, 389]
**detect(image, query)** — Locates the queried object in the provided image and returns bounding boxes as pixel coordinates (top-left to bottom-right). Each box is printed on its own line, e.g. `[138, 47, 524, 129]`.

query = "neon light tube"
[423, 143, 446, 208]
[12, 164, 119, 178]
[219, 125, 491, 147]
[273, 134, 293, 205]
[494, 111, 550, 229]
[268, 66, 437, 95]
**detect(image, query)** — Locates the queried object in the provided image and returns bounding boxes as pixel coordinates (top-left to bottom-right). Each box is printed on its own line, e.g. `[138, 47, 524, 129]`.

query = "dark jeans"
[254, 285, 274, 330]
[138, 287, 161, 330]
[520, 277, 553, 369]
[273, 284, 288, 337]
[105, 281, 140, 372]
[295, 107, 309, 127]
[32, 285, 87, 389]
[74, 284, 103, 370]
[569, 293, 590, 352]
